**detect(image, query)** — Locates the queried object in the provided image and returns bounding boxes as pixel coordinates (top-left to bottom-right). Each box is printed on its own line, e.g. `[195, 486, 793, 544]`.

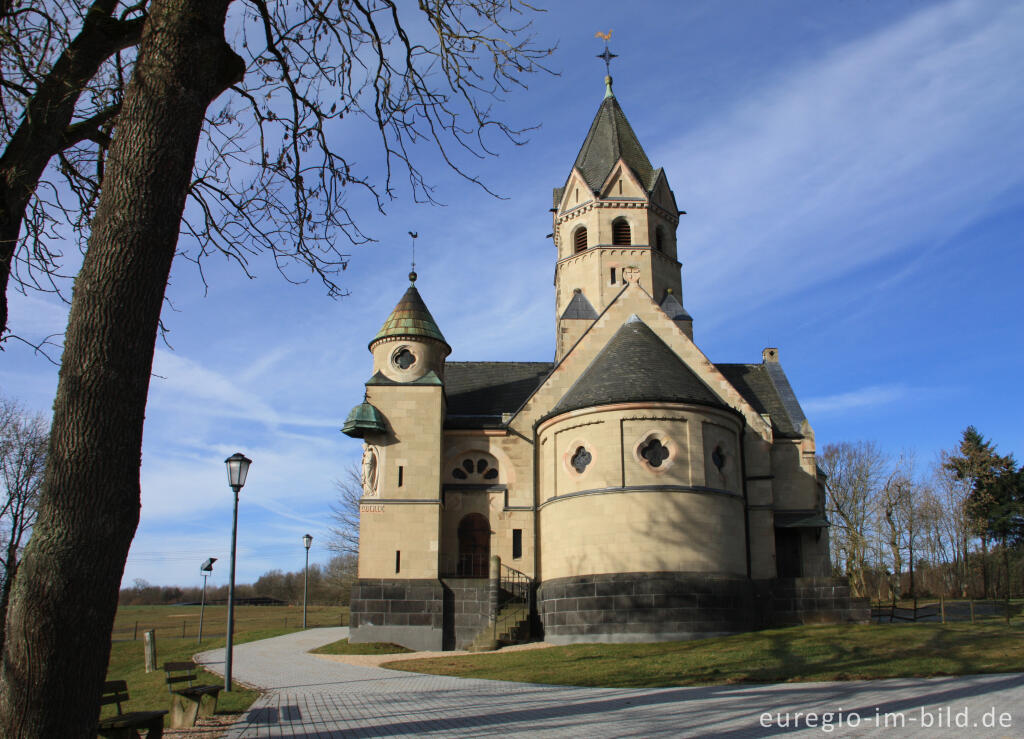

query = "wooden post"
[970, 599, 975, 624]
[940, 596, 945, 624]
[143, 630, 157, 673]
[181, 620, 186, 638]
[133, 621, 138, 640]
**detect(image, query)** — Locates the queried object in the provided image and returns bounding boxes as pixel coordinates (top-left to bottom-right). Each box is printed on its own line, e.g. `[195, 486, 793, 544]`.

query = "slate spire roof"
[550, 317, 723, 416]
[572, 83, 657, 193]
[370, 276, 449, 351]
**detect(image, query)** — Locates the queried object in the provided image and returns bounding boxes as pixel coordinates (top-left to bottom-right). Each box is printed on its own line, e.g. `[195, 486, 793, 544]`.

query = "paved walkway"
[197, 629, 1024, 737]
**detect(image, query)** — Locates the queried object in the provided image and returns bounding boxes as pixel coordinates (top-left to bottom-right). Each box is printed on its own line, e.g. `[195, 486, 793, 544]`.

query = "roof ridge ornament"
[594, 30, 617, 98]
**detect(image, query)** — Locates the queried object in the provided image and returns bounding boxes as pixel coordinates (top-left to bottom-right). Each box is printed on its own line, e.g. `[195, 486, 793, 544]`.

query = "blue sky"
[3, 0, 1022, 586]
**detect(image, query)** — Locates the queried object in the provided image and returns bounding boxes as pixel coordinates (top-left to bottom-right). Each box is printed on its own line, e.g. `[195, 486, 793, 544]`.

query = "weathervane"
[595, 30, 617, 75]
[408, 230, 418, 282]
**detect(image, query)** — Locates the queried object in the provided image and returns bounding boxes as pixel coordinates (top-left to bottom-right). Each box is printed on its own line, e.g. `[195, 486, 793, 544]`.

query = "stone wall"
[441, 579, 491, 650]
[349, 578, 444, 651]
[762, 577, 871, 626]
[538, 572, 754, 644]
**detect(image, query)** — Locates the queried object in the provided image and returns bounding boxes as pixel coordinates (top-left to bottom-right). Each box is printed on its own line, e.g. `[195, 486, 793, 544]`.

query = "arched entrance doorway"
[457, 513, 490, 577]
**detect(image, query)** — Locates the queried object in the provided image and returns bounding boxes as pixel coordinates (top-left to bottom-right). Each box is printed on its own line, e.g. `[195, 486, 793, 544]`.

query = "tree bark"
[0, 0, 143, 340]
[0, 1, 242, 735]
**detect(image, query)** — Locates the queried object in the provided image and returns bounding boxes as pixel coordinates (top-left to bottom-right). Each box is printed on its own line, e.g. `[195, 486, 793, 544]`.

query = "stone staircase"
[466, 600, 531, 652]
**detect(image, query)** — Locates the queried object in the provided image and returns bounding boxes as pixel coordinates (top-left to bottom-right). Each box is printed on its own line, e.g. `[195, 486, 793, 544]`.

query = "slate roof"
[560, 290, 599, 320]
[714, 363, 805, 438]
[550, 318, 724, 417]
[573, 93, 656, 193]
[659, 291, 692, 322]
[445, 361, 552, 428]
[371, 283, 449, 349]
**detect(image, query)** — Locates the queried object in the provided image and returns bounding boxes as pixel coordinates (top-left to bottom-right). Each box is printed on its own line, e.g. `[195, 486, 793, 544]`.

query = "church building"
[342, 73, 867, 651]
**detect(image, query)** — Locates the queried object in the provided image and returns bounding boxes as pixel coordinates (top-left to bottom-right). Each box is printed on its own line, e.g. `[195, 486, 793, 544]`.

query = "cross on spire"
[594, 30, 617, 75]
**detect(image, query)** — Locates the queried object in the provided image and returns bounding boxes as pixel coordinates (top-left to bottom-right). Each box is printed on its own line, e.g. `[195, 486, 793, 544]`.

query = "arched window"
[612, 217, 631, 245]
[655, 226, 665, 252]
[573, 226, 587, 254]
[457, 513, 490, 577]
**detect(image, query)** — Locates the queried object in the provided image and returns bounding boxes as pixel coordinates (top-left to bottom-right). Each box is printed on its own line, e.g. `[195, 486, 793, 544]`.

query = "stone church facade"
[342, 76, 867, 651]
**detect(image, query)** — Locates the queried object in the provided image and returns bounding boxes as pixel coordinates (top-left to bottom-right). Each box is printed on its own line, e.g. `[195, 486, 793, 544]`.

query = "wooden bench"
[163, 661, 223, 728]
[97, 680, 167, 738]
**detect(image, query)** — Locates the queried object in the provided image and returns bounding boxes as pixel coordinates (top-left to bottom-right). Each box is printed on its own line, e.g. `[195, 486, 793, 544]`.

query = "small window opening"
[573, 227, 587, 254]
[712, 445, 726, 471]
[617, 180, 622, 195]
[574, 188, 579, 203]
[612, 217, 631, 245]
[571, 446, 592, 473]
[610, 267, 617, 284]
[640, 438, 670, 468]
[512, 529, 523, 559]
[655, 226, 664, 252]
[397, 465, 404, 487]
[395, 550, 401, 573]
[393, 348, 416, 369]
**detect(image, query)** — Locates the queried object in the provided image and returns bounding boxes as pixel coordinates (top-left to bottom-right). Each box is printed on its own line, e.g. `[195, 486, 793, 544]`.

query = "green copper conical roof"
[370, 276, 449, 350]
[341, 401, 386, 438]
[573, 78, 656, 193]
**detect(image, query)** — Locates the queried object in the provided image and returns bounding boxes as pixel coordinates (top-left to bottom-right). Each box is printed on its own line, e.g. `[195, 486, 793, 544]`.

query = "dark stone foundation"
[538, 572, 755, 644]
[349, 578, 444, 651]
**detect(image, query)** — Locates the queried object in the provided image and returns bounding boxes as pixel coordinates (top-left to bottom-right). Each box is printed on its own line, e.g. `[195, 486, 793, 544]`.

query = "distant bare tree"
[0, 397, 47, 652]
[328, 463, 364, 558]
[821, 441, 886, 597]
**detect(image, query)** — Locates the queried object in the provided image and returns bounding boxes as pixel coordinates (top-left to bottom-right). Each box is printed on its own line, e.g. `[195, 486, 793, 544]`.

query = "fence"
[871, 598, 1020, 625]
[111, 605, 349, 642]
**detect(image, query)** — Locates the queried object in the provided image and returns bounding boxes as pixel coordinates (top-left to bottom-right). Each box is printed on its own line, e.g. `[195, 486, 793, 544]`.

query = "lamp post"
[224, 452, 251, 692]
[198, 557, 216, 644]
[302, 533, 313, 629]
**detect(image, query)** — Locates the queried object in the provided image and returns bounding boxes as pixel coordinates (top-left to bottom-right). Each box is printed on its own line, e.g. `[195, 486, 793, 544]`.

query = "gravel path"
[197, 628, 1024, 737]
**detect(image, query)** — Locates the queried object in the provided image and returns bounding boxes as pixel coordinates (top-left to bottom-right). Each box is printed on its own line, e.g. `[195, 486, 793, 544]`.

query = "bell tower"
[553, 74, 691, 359]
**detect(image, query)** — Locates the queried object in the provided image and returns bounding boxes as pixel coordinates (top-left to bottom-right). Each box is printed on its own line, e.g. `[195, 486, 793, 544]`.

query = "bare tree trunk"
[0, 2, 242, 735]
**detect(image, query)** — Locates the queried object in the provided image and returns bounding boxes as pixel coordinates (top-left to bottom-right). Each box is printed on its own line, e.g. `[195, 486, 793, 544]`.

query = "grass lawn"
[104, 604, 347, 726]
[311, 638, 413, 656]
[386, 623, 1024, 688]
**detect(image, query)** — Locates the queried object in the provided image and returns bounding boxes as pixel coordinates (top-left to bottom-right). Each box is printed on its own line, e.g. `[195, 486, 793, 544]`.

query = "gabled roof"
[550, 317, 724, 417]
[370, 281, 449, 350]
[561, 289, 599, 320]
[573, 93, 656, 193]
[445, 362, 552, 429]
[714, 363, 805, 438]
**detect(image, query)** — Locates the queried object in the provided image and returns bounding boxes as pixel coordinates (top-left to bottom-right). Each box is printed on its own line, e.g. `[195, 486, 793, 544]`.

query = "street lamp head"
[303, 533, 313, 550]
[224, 452, 252, 492]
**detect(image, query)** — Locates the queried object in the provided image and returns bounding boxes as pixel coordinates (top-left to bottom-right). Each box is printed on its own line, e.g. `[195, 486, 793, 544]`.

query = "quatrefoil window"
[712, 445, 726, 472]
[392, 348, 416, 370]
[640, 438, 670, 468]
[451, 457, 498, 481]
[570, 446, 592, 474]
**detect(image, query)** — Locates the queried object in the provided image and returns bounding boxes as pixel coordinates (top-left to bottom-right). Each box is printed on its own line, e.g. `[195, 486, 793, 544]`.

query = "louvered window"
[573, 227, 587, 253]
[612, 218, 631, 245]
[655, 226, 665, 252]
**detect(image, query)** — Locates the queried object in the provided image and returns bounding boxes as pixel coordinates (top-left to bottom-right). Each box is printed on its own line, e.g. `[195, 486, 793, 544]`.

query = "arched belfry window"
[655, 226, 665, 252]
[612, 217, 631, 246]
[573, 226, 587, 254]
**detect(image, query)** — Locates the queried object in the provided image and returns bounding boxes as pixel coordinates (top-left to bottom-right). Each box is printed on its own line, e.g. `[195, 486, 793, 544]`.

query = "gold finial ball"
[409, 270, 418, 283]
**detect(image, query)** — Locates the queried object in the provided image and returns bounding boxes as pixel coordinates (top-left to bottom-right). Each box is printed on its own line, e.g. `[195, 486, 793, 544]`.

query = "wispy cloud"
[662, 0, 1024, 326]
[803, 384, 910, 416]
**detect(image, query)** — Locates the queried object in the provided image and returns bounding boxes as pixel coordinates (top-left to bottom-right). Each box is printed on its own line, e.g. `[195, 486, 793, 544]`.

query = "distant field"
[104, 603, 348, 727]
[113, 603, 348, 641]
